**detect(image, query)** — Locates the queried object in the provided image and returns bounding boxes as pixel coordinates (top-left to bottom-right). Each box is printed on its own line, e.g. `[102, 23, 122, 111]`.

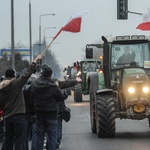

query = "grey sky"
[0, 0, 150, 69]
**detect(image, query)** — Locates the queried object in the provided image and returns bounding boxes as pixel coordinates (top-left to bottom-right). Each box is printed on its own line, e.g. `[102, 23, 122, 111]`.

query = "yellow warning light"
[99, 70, 103, 73]
[99, 56, 103, 60]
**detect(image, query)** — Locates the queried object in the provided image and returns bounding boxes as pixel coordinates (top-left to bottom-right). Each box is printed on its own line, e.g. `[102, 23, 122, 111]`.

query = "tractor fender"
[88, 72, 99, 94]
[96, 89, 113, 95]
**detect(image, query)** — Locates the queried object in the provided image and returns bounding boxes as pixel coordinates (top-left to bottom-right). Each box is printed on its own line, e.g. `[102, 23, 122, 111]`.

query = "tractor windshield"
[111, 42, 150, 68]
[82, 61, 101, 72]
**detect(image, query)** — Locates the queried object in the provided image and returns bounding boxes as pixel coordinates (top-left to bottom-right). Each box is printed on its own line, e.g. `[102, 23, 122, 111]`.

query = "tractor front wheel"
[74, 83, 82, 102]
[96, 94, 116, 138]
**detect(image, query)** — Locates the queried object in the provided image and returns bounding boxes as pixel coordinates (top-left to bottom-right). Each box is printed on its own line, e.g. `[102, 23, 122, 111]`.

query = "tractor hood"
[122, 68, 149, 95]
[123, 68, 146, 77]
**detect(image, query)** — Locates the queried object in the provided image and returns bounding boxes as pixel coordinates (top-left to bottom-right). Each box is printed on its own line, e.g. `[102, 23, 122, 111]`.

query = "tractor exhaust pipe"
[101, 36, 111, 88]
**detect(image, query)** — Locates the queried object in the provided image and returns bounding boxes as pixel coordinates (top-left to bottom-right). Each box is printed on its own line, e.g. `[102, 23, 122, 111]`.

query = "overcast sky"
[0, 0, 150, 69]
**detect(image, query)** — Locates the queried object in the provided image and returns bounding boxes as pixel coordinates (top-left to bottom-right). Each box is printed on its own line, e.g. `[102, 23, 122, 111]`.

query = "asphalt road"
[0, 94, 150, 150]
[60, 95, 150, 150]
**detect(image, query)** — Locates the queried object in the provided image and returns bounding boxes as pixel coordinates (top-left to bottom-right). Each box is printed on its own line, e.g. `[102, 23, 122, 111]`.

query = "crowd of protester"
[0, 56, 82, 150]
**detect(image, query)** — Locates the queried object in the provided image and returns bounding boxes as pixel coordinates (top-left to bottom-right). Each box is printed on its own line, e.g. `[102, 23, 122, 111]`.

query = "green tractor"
[73, 44, 103, 102]
[88, 35, 150, 137]
[63, 65, 76, 95]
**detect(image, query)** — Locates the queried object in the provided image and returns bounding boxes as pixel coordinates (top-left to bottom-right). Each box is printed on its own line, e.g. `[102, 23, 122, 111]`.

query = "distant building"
[0, 48, 30, 61]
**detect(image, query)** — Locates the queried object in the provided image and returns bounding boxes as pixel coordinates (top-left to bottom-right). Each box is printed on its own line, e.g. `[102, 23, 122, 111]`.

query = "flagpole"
[127, 10, 143, 16]
[40, 38, 54, 57]
[40, 29, 62, 57]
[39, 9, 93, 57]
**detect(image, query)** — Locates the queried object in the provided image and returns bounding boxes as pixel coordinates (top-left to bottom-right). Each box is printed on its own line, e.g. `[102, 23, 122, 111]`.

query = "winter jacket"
[57, 79, 78, 115]
[30, 77, 65, 119]
[0, 62, 37, 118]
[59, 80, 78, 89]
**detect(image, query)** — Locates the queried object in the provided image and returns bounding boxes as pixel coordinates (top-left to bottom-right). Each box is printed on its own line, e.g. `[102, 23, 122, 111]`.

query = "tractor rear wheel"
[74, 83, 82, 102]
[96, 94, 116, 138]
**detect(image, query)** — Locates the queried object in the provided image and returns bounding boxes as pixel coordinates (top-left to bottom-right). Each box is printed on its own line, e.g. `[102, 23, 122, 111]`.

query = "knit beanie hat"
[41, 64, 53, 77]
[5, 69, 16, 78]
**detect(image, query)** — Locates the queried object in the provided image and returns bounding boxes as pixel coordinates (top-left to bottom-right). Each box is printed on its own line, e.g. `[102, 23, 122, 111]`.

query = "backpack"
[62, 107, 71, 122]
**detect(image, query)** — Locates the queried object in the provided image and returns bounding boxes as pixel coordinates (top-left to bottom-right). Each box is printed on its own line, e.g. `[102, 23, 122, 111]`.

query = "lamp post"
[43, 27, 56, 44]
[29, 0, 32, 63]
[11, 0, 15, 69]
[39, 13, 55, 44]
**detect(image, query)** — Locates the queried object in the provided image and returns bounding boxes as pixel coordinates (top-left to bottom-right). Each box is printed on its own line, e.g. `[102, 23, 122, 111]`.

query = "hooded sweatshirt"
[0, 63, 36, 118]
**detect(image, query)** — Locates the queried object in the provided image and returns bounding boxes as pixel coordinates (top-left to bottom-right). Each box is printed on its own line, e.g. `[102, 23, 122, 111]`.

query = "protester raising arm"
[54, 77, 82, 89]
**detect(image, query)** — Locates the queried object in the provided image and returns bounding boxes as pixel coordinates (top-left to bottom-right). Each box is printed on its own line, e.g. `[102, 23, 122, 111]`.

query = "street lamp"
[29, 0, 32, 63]
[43, 27, 56, 44]
[39, 13, 55, 44]
[11, 0, 15, 69]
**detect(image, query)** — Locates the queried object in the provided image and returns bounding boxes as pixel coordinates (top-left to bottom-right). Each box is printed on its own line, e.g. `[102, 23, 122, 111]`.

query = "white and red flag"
[53, 9, 94, 40]
[136, 11, 150, 30]
[41, 9, 93, 56]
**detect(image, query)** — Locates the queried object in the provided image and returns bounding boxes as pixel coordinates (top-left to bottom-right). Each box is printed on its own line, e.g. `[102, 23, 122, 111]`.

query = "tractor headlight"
[128, 87, 135, 94]
[77, 71, 81, 76]
[143, 87, 149, 93]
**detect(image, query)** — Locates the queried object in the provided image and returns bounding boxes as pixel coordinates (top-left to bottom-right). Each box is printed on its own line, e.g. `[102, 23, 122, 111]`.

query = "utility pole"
[29, 0, 32, 63]
[11, 0, 15, 69]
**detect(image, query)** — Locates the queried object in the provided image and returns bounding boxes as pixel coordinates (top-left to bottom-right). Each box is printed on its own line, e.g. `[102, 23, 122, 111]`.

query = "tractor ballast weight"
[89, 35, 150, 138]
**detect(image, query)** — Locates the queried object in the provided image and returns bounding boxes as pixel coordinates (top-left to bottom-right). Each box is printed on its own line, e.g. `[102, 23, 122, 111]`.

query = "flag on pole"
[136, 11, 150, 30]
[53, 9, 94, 40]
[40, 9, 93, 57]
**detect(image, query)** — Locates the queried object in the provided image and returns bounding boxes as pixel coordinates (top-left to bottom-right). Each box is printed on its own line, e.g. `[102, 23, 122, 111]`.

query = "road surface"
[0, 94, 150, 150]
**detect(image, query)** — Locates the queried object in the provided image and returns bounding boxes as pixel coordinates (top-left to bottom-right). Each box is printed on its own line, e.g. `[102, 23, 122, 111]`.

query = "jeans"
[0, 120, 4, 142]
[31, 122, 36, 150]
[24, 116, 36, 150]
[35, 118, 57, 150]
[57, 117, 62, 147]
[2, 114, 27, 150]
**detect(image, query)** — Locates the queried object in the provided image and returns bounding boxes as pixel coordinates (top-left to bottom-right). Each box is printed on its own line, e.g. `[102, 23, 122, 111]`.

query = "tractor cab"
[103, 35, 150, 117]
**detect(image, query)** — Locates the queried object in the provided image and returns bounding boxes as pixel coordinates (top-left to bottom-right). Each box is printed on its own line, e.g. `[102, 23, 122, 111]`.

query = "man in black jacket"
[52, 77, 82, 149]
[45, 77, 82, 150]
[30, 64, 65, 150]
[0, 55, 41, 150]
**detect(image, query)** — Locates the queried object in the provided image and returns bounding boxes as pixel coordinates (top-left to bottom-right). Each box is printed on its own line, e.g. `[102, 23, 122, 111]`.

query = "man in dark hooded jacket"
[54, 78, 82, 148]
[45, 77, 82, 149]
[0, 55, 41, 150]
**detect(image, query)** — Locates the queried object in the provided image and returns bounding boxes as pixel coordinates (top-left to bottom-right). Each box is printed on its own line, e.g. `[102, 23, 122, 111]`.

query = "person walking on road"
[30, 64, 65, 150]
[50, 77, 81, 149]
[0, 55, 41, 150]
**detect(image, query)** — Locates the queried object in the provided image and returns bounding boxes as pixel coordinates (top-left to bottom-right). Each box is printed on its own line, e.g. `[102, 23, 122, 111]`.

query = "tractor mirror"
[115, 47, 121, 51]
[86, 48, 93, 58]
